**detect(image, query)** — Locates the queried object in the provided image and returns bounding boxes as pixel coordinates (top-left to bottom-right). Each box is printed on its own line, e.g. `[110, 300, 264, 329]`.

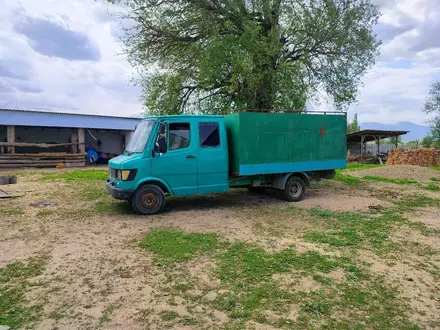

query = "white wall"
[84, 129, 133, 154]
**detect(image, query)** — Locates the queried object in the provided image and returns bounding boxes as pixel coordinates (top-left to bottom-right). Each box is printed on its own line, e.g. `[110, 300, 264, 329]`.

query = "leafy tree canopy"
[423, 80, 440, 144]
[347, 113, 360, 133]
[116, 0, 381, 114]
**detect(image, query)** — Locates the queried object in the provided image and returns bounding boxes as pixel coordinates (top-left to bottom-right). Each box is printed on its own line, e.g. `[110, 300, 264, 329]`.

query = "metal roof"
[347, 129, 409, 143]
[0, 109, 142, 130]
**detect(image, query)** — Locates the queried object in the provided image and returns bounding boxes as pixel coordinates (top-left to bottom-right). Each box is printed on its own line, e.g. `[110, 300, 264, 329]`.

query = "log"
[386, 148, 440, 167]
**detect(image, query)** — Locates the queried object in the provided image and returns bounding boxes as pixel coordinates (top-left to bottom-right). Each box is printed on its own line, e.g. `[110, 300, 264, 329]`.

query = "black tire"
[247, 186, 267, 194]
[8, 176, 17, 184]
[131, 184, 166, 215]
[283, 176, 306, 202]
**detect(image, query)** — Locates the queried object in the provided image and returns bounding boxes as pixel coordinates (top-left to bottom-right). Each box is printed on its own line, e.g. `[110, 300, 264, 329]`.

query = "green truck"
[107, 111, 346, 215]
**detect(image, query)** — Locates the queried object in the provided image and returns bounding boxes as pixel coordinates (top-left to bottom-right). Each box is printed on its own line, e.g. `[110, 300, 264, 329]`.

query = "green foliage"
[363, 175, 417, 185]
[347, 113, 360, 133]
[421, 135, 435, 148]
[161, 311, 177, 321]
[423, 81, 440, 145]
[385, 136, 403, 145]
[139, 229, 220, 264]
[40, 170, 108, 182]
[120, 0, 381, 114]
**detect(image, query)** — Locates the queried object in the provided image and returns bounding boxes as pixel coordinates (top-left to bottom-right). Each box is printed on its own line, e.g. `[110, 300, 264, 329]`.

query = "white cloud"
[0, 0, 142, 116]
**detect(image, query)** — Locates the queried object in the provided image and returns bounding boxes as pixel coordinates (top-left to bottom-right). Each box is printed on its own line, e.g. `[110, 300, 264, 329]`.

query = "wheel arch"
[137, 178, 173, 195]
[273, 172, 310, 190]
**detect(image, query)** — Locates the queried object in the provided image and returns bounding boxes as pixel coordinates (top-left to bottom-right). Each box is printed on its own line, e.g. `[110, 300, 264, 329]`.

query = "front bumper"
[106, 179, 134, 200]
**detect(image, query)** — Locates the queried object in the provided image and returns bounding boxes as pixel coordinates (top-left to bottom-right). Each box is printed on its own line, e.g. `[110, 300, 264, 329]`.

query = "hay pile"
[386, 148, 440, 167]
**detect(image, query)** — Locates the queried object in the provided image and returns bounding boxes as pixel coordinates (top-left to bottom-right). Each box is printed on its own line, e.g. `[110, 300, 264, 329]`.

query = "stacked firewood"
[386, 148, 440, 167]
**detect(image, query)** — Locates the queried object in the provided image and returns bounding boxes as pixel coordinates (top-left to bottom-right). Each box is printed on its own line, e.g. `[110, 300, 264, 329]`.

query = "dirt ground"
[348, 164, 440, 182]
[1, 167, 440, 329]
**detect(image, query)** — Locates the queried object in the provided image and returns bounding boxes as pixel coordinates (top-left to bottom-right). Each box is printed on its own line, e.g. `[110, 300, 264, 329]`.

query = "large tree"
[423, 80, 440, 145]
[118, 0, 381, 114]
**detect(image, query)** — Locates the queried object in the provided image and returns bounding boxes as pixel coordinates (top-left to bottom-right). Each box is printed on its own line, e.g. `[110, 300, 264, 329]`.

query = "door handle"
[186, 155, 196, 159]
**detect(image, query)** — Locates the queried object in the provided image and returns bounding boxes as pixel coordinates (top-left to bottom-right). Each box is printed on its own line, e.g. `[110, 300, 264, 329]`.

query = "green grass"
[139, 229, 220, 264]
[334, 172, 361, 185]
[139, 228, 417, 329]
[1, 208, 24, 216]
[39, 170, 108, 182]
[0, 256, 47, 329]
[431, 177, 440, 182]
[396, 195, 440, 209]
[344, 163, 383, 171]
[363, 176, 417, 185]
[78, 185, 108, 201]
[431, 166, 440, 172]
[36, 209, 56, 217]
[161, 311, 177, 321]
[425, 183, 440, 191]
[304, 209, 410, 254]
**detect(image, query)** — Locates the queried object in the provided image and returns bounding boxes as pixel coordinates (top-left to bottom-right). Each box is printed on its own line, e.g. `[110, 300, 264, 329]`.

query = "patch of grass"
[1, 208, 24, 216]
[305, 209, 409, 253]
[333, 173, 361, 185]
[431, 166, 440, 172]
[0, 256, 47, 329]
[180, 316, 199, 325]
[425, 183, 440, 191]
[99, 304, 116, 324]
[431, 177, 440, 182]
[139, 229, 220, 264]
[161, 311, 177, 321]
[39, 170, 108, 182]
[36, 209, 56, 217]
[0, 256, 47, 283]
[396, 195, 440, 209]
[363, 175, 417, 185]
[78, 185, 108, 201]
[344, 163, 383, 171]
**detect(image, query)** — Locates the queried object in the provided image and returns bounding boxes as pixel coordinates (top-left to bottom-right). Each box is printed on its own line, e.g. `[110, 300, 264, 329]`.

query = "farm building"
[346, 129, 409, 158]
[0, 109, 141, 168]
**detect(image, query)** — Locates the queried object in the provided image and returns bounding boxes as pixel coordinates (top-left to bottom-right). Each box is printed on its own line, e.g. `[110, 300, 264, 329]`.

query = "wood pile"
[386, 148, 440, 167]
[0, 153, 85, 168]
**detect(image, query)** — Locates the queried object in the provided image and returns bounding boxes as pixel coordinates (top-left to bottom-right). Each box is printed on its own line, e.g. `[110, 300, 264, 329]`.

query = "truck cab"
[107, 115, 229, 214]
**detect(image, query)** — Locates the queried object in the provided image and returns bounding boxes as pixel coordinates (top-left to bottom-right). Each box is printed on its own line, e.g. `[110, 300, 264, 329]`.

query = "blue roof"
[0, 109, 142, 130]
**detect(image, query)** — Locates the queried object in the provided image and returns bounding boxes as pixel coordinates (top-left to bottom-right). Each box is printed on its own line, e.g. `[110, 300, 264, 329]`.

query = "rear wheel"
[131, 184, 165, 215]
[283, 176, 306, 202]
[247, 186, 267, 194]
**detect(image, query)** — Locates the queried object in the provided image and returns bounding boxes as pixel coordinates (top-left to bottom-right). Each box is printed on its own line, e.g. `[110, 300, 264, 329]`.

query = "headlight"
[110, 168, 137, 181]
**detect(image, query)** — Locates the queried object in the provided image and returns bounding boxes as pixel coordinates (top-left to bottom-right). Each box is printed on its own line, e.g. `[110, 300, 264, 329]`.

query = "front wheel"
[283, 176, 306, 202]
[131, 184, 166, 215]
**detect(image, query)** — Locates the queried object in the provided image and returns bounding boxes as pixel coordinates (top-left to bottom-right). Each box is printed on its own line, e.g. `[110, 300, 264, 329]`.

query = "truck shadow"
[163, 189, 283, 213]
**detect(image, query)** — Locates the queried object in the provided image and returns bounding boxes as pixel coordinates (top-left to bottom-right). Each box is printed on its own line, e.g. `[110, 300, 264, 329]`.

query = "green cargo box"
[224, 112, 347, 176]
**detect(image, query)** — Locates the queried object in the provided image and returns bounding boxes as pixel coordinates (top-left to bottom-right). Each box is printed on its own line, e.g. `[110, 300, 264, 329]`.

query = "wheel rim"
[140, 191, 159, 210]
[289, 182, 302, 198]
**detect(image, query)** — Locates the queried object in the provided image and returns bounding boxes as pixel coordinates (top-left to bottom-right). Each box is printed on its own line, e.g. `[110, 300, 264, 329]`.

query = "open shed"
[347, 129, 409, 157]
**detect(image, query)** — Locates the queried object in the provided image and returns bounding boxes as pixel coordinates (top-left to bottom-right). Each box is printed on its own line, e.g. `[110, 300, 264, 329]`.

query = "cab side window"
[169, 123, 190, 150]
[199, 122, 220, 147]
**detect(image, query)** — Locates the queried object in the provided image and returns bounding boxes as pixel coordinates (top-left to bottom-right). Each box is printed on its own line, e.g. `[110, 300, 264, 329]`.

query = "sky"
[0, 0, 439, 124]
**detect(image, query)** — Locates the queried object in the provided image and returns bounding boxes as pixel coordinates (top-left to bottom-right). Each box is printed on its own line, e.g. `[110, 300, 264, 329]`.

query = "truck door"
[197, 121, 229, 194]
[151, 121, 197, 196]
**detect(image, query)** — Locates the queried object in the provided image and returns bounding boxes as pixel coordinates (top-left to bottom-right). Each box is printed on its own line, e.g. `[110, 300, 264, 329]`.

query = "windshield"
[126, 120, 155, 153]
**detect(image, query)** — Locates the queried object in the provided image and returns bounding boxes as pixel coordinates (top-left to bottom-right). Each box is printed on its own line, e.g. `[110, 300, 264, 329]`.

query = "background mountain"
[360, 121, 431, 142]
